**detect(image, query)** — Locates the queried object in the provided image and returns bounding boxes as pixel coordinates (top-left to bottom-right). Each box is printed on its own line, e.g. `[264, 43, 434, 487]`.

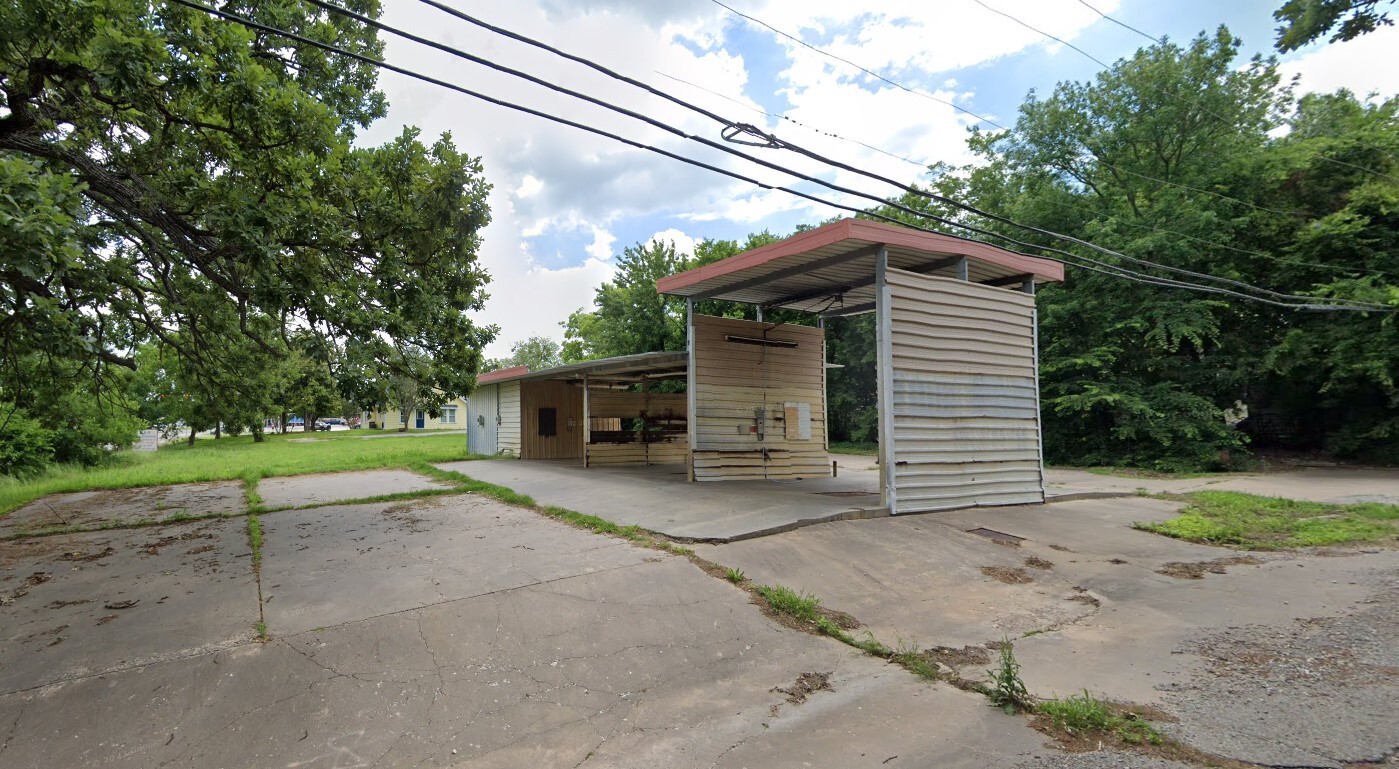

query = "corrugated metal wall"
[520, 380, 584, 459]
[498, 381, 522, 456]
[883, 270, 1044, 512]
[466, 384, 499, 454]
[690, 314, 830, 481]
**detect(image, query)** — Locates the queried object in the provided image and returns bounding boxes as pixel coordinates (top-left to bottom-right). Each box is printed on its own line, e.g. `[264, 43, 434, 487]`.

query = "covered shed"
[466, 352, 688, 463]
[656, 218, 1065, 514]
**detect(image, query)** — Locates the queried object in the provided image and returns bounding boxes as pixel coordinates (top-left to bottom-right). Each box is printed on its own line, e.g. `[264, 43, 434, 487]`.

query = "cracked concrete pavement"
[3, 467, 1397, 768]
[1, 486, 1049, 769]
[704, 495, 1399, 768]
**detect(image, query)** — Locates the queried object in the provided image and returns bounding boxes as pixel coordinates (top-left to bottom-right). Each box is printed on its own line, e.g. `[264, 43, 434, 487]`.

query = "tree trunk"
[252, 425, 264, 443]
[280, 411, 288, 434]
[214, 423, 221, 439]
[305, 413, 316, 432]
[188, 426, 196, 446]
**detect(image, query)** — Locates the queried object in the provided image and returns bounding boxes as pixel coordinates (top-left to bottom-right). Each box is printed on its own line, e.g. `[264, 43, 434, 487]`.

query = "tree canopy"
[1274, 0, 1395, 51]
[1, 0, 496, 471]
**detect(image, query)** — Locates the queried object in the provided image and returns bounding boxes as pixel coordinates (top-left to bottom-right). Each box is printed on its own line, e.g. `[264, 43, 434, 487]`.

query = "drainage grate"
[966, 527, 1025, 544]
[815, 491, 880, 498]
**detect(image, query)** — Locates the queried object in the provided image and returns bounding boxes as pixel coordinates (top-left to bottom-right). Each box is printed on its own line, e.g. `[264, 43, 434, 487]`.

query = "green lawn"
[0, 431, 482, 516]
[1136, 490, 1399, 550]
[828, 441, 878, 456]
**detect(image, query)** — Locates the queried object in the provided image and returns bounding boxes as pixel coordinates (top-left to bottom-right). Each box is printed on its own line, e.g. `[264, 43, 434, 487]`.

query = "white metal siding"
[467, 384, 498, 455]
[497, 381, 522, 456]
[885, 270, 1044, 513]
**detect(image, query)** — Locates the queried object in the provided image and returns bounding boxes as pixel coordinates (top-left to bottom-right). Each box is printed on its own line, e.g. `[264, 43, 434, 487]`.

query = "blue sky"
[368, 0, 1397, 355]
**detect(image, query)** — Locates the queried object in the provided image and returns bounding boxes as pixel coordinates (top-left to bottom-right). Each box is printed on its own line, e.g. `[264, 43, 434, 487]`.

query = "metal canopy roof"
[476, 351, 688, 386]
[655, 218, 1065, 315]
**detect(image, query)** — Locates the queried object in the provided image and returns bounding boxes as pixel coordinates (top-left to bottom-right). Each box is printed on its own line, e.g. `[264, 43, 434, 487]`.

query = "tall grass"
[0, 432, 480, 515]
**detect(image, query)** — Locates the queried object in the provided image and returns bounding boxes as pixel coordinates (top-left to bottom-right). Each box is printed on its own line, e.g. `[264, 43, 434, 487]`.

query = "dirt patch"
[1024, 556, 1054, 570]
[57, 546, 116, 562]
[1156, 555, 1263, 580]
[1048, 544, 1072, 552]
[47, 599, 93, 609]
[186, 544, 216, 555]
[381, 505, 431, 533]
[922, 645, 992, 669]
[771, 671, 833, 705]
[981, 566, 1034, 584]
[96, 615, 117, 625]
[1107, 558, 1130, 565]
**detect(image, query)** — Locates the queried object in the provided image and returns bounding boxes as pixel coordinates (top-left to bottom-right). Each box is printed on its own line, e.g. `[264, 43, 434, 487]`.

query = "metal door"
[468, 385, 499, 454]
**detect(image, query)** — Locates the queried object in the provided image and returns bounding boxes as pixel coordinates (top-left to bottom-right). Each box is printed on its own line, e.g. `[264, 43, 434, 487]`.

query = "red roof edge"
[478, 365, 529, 384]
[655, 218, 1065, 295]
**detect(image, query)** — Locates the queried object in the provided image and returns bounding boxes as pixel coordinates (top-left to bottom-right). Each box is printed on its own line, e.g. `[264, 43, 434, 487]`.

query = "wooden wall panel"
[690, 314, 830, 481]
[583, 386, 688, 467]
[520, 380, 583, 459]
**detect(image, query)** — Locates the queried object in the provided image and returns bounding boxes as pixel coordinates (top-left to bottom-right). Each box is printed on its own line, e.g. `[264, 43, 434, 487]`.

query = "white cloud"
[1279, 25, 1399, 100]
[647, 227, 698, 256]
[358, 0, 1121, 357]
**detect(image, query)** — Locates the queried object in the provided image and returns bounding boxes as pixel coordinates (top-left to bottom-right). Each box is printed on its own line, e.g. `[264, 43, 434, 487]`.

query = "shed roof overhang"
[476, 351, 689, 387]
[655, 218, 1065, 315]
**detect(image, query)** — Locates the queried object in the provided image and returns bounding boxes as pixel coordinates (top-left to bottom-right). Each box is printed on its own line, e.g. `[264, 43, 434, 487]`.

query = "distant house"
[363, 395, 468, 431]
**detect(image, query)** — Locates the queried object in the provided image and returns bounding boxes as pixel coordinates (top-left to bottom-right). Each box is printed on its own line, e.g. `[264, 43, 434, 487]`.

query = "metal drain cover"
[966, 527, 1025, 544]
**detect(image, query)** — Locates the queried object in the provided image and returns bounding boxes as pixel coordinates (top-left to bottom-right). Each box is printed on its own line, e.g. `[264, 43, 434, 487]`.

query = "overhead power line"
[168, 0, 1393, 313]
[968, 0, 1399, 184]
[1073, 0, 1162, 44]
[705, 0, 1009, 131]
[405, 0, 1386, 309]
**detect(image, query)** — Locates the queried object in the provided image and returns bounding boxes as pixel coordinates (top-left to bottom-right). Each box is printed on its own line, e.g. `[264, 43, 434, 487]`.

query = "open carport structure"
[657, 217, 1064, 514]
[466, 351, 689, 465]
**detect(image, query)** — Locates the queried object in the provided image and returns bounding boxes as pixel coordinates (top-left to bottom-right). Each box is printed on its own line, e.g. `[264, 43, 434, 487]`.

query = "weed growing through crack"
[755, 584, 822, 623]
[247, 514, 264, 570]
[987, 640, 1033, 714]
[1037, 691, 1162, 745]
[725, 567, 746, 584]
[255, 621, 270, 642]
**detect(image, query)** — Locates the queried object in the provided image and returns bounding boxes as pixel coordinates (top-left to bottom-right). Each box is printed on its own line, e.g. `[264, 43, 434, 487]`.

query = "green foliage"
[987, 641, 1033, 714]
[1, 0, 495, 470]
[0, 406, 53, 477]
[1137, 491, 1399, 549]
[1274, 0, 1395, 52]
[724, 567, 746, 584]
[755, 584, 823, 623]
[486, 336, 563, 373]
[1037, 691, 1163, 745]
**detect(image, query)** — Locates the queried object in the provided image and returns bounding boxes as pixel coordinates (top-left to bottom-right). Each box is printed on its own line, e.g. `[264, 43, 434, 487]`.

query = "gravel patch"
[1013, 752, 1198, 769]
[1161, 567, 1399, 767]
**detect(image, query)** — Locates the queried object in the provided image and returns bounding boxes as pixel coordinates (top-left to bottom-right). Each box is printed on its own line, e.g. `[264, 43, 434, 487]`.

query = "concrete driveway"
[3, 465, 1396, 768]
[1, 478, 1045, 769]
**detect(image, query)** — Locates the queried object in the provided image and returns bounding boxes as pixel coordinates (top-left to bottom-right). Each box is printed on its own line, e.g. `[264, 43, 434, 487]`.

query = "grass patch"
[1136, 491, 1399, 550]
[1036, 691, 1163, 746]
[754, 584, 823, 623]
[724, 567, 746, 584]
[0, 432, 486, 517]
[828, 441, 878, 456]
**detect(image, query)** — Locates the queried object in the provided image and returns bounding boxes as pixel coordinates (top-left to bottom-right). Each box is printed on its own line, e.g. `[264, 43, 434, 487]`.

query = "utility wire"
[406, 0, 1386, 309]
[169, 0, 1392, 313]
[970, 0, 1399, 184]
[653, 69, 928, 168]
[1074, 0, 1162, 44]
[705, 0, 1009, 131]
[703, 2, 1367, 234]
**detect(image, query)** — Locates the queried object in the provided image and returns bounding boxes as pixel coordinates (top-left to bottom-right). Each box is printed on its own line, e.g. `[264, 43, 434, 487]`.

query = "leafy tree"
[486, 336, 563, 372]
[1, 0, 496, 469]
[1274, 0, 1395, 52]
[562, 240, 690, 360]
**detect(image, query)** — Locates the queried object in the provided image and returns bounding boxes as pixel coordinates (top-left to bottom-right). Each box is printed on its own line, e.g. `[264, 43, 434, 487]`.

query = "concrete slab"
[0, 518, 258, 694]
[696, 514, 1095, 649]
[436, 458, 884, 541]
[258, 494, 654, 635]
[0, 481, 245, 535]
[0, 494, 1050, 769]
[255, 469, 453, 509]
[1045, 465, 1399, 504]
